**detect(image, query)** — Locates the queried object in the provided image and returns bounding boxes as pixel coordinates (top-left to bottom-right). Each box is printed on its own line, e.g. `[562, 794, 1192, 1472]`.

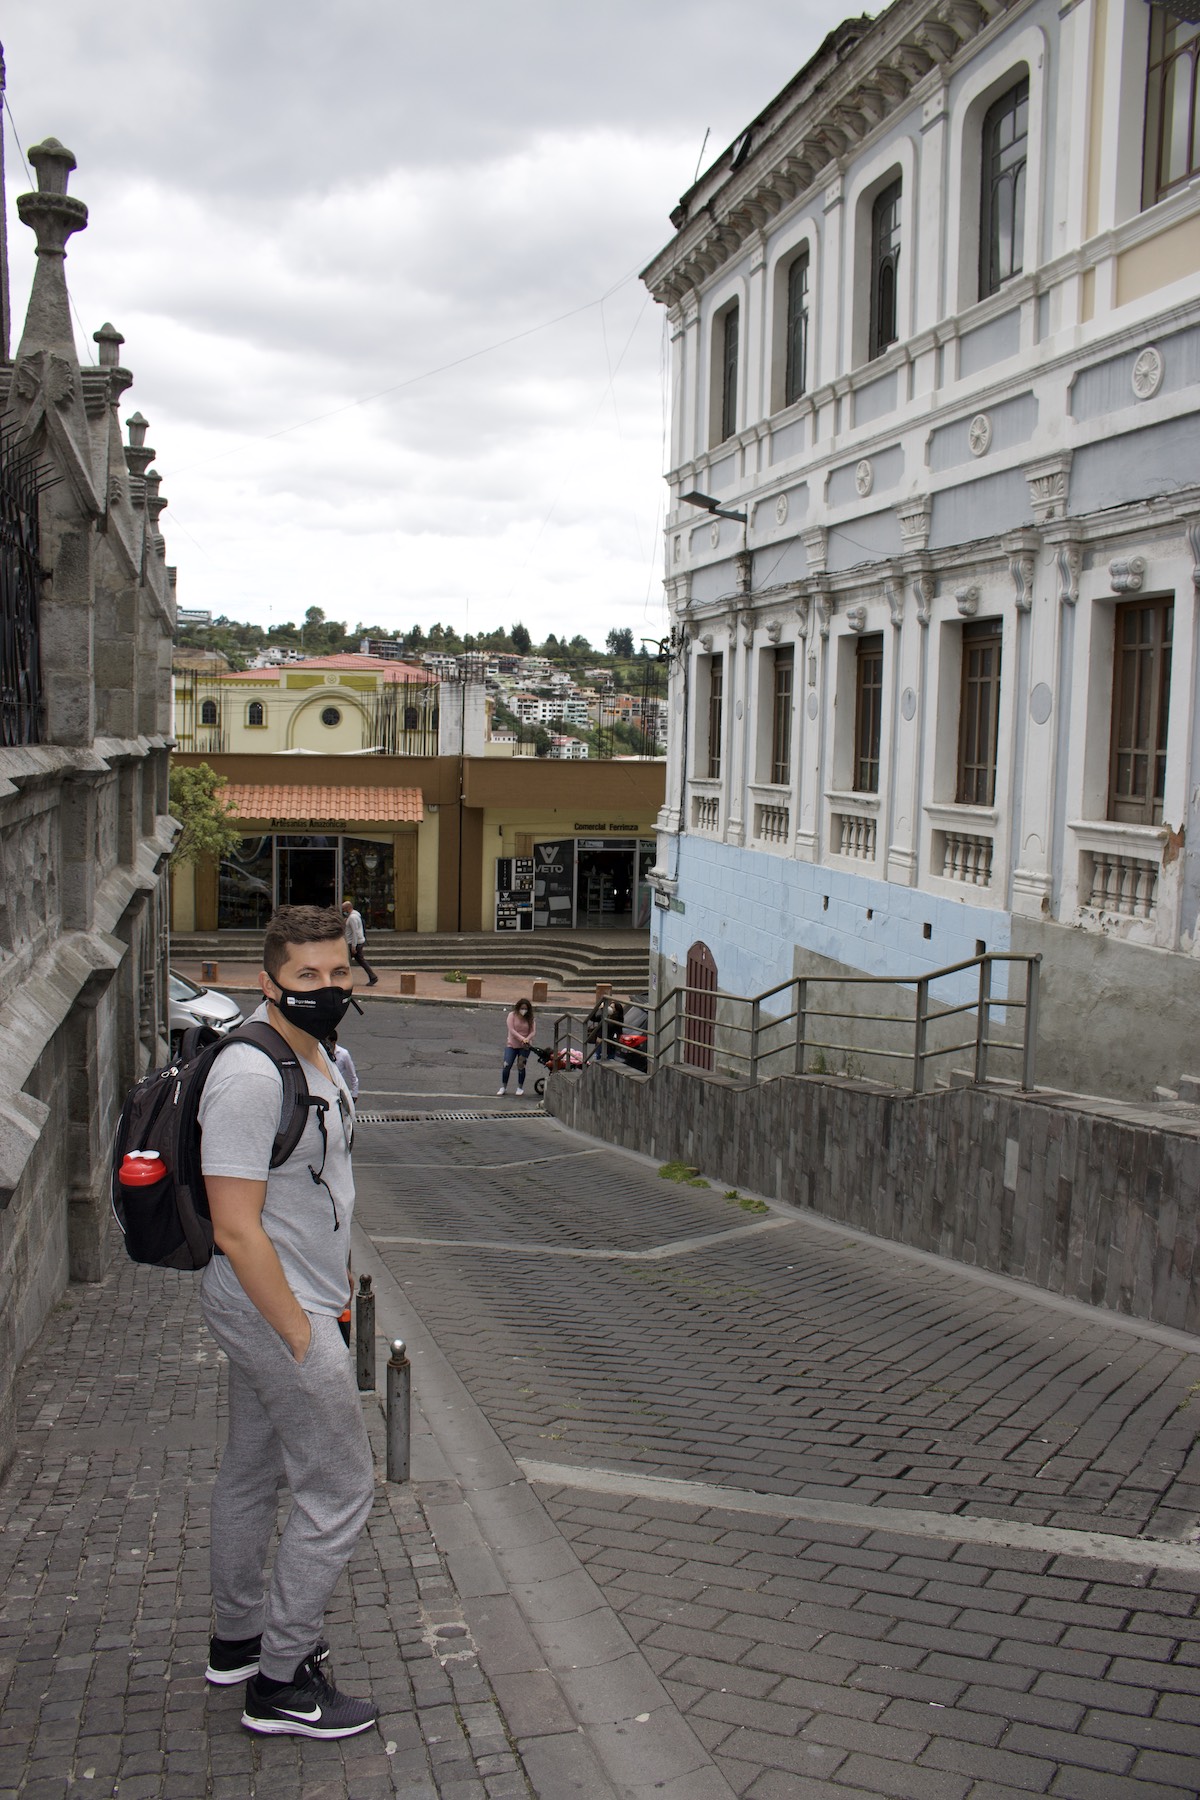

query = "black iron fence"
[0, 419, 46, 747]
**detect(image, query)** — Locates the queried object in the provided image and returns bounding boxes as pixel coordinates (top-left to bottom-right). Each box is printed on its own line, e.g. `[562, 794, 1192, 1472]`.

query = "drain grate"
[356, 1108, 550, 1125]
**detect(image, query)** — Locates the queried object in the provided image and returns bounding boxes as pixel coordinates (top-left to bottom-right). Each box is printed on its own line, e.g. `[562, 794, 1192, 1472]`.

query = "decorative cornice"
[897, 498, 932, 553]
[1056, 542, 1080, 607]
[802, 525, 828, 578]
[1109, 555, 1146, 594]
[1024, 452, 1073, 527]
[642, 0, 1010, 306]
[1188, 519, 1200, 589]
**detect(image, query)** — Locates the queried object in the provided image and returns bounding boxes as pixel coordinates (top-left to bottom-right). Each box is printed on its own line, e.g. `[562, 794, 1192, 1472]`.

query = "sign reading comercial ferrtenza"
[573, 822, 639, 832]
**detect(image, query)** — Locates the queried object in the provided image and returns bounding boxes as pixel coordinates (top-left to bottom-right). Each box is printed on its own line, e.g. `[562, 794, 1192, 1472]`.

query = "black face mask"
[267, 979, 356, 1040]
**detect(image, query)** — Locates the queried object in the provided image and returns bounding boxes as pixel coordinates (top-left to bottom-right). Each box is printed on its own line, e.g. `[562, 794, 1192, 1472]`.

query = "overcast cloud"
[4, 1, 845, 647]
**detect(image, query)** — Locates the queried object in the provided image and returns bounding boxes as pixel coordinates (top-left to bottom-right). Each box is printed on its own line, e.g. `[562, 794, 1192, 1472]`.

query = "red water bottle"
[119, 1151, 167, 1185]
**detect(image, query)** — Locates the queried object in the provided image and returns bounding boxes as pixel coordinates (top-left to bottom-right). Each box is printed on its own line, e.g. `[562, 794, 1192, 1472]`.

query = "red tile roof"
[223, 784, 424, 824]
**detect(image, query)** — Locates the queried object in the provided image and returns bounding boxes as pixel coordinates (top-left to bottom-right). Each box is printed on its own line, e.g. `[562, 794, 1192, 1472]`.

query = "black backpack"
[111, 1020, 315, 1271]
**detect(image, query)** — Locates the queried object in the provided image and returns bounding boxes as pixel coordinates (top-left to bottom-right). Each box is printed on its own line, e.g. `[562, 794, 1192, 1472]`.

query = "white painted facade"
[641, 0, 1200, 1100]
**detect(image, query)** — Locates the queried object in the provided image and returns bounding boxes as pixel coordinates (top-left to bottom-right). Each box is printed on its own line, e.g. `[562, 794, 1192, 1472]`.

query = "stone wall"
[547, 1061, 1200, 1336]
[0, 134, 176, 1476]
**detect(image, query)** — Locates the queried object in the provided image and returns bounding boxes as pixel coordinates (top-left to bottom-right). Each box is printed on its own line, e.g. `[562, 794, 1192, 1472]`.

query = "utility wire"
[4, 93, 95, 362]
[171, 263, 647, 479]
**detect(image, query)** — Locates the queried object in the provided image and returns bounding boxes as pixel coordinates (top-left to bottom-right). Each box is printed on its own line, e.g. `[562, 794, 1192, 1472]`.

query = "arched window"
[784, 252, 809, 406]
[320, 706, 342, 728]
[247, 700, 265, 727]
[980, 78, 1029, 298]
[869, 180, 901, 359]
[403, 706, 419, 730]
[200, 699, 219, 726]
[708, 300, 737, 444]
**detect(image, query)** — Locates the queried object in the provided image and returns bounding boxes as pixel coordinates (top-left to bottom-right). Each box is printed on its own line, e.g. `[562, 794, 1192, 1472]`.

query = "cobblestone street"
[352, 1002, 1200, 1798]
[2, 999, 1200, 1798]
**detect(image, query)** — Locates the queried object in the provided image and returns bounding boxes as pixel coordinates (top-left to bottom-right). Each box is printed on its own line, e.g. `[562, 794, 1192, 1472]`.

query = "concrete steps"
[171, 930, 651, 995]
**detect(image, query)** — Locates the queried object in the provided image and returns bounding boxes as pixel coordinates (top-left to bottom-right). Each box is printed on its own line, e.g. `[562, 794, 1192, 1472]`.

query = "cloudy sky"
[4, 1, 843, 648]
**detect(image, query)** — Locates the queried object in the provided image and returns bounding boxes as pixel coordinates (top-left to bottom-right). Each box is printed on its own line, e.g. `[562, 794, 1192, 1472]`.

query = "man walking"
[342, 897, 379, 987]
[199, 903, 376, 1738]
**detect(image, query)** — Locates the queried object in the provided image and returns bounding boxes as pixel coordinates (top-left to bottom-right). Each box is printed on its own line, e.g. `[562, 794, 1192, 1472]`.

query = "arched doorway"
[683, 941, 717, 1071]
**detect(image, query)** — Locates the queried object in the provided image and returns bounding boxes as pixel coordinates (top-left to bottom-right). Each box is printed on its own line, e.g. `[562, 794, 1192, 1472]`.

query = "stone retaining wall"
[547, 1063, 1200, 1335]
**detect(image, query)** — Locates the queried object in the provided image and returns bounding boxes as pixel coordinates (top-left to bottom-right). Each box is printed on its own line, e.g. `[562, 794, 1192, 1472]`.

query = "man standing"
[342, 898, 379, 987]
[199, 904, 376, 1739]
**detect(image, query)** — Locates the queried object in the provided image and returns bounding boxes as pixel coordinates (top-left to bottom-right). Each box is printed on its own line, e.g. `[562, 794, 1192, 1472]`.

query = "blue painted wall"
[651, 835, 1012, 1008]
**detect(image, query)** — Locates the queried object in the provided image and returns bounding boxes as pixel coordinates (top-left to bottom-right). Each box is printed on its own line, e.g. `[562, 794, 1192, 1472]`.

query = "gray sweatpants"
[201, 1289, 375, 1681]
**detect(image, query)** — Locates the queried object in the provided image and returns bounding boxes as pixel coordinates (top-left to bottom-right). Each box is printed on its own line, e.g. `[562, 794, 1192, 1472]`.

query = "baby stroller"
[528, 1040, 589, 1099]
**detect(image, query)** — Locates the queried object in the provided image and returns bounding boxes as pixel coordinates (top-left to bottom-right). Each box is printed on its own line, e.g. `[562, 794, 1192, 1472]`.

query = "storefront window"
[343, 837, 395, 929]
[218, 836, 274, 929]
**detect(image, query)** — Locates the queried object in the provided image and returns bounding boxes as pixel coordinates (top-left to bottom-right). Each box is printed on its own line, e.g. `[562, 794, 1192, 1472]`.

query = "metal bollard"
[386, 1339, 411, 1483]
[355, 1274, 375, 1392]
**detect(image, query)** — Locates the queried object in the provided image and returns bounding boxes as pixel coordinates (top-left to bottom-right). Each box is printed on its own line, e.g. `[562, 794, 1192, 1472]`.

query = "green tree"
[606, 627, 634, 657]
[304, 605, 326, 626]
[169, 763, 243, 868]
[510, 622, 532, 655]
[532, 725, 553, 758]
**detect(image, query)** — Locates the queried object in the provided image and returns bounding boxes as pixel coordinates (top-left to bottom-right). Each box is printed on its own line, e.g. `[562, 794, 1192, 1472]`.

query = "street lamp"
[680, 489, 748, 524]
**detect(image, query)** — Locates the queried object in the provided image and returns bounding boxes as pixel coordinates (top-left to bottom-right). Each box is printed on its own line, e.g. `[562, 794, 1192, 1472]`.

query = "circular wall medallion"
[968, 413, 992, 457]
[775, 493, 789, 525]
[901, 687, 917, 722]
[320, 706, 342, 728]
[709, 522, 721, 550]
[855, 459, 873, 497]
[1131, 345, 1164, 400]
[1029, 682, 1053, 725]
[806, 691, 819, 720]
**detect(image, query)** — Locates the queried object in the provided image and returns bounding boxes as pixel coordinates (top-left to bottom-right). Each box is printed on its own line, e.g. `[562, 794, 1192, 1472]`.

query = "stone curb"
[352, 1221, 739, 1800]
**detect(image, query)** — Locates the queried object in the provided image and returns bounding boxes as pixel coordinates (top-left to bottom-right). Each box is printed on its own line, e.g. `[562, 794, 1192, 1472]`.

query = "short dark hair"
[263, 905, 347, 980]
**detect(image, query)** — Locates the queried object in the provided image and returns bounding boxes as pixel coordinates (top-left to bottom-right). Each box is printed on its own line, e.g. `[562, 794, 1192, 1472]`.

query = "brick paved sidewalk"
[0, 1254, 532, 1800]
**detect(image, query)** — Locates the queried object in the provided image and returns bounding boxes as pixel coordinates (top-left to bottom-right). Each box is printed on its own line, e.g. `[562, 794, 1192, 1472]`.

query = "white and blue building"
[641, 0, 1200, 1101]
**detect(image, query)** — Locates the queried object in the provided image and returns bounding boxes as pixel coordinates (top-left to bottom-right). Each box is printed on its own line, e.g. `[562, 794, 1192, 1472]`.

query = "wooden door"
[684, 941, 717, 1071]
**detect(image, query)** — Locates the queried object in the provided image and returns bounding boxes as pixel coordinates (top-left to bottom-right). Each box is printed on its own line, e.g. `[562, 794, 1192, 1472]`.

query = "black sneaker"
[241, 1650, 377, 1739]
[205, 1632, 262, 1685]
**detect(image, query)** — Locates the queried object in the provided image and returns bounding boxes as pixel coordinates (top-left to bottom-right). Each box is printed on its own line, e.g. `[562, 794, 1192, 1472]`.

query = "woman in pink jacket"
[497, 998, 535, 1097]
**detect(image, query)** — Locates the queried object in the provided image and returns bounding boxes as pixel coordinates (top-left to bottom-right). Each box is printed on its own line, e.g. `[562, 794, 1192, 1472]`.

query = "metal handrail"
[596, 952, 1042, 1096]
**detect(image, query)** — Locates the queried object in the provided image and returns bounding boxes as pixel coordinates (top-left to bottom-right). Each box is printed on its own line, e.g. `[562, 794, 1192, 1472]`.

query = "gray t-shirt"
[198, 1004, 355, 1316]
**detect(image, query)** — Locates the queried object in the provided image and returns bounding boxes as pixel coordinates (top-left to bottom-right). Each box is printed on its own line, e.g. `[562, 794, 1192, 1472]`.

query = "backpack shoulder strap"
[217, 1020, 316, 1169]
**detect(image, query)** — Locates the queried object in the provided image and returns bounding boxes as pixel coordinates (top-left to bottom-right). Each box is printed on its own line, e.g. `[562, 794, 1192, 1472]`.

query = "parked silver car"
[168, 970, 244, 1056]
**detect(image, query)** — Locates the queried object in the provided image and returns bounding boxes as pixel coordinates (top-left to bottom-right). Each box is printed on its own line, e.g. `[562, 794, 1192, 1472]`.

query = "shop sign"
[534, 841, 573, 929]
[574, 821, 639, 831]
[495, 855, 534, 931]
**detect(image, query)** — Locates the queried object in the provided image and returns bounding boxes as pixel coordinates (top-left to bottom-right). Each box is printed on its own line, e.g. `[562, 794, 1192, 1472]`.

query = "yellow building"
[170, 752, 664, 935]
[173, 653, 444, 756]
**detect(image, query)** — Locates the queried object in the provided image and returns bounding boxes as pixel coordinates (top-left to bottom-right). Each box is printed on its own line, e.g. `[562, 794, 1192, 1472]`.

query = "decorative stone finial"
[94, 322, 125, 367]
[29, 137, 76, 195]
[124, 413, 155, 478]
[17, 140, 88, 257]
[145, 469, 168, 527]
